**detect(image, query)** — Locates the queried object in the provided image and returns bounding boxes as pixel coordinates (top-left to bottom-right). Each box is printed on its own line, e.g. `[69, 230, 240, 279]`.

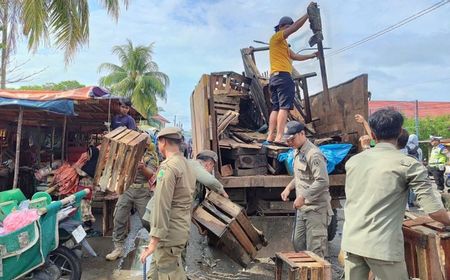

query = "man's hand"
[221, 191, 229, 199]
[355, 114, 365, 124]
[293, 195, 305, 209]
[140, 237, 159, 264]
[138, 162, 145, 171]
[281, 188, 291, 201]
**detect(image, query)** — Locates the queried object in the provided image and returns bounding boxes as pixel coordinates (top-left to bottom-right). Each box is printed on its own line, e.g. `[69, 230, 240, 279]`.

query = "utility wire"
[328, 0, 449, 57]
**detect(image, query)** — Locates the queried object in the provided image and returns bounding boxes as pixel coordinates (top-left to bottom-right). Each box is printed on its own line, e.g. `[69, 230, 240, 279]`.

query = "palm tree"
[0, 0, 129, 88]
[98, 39, 169, 117]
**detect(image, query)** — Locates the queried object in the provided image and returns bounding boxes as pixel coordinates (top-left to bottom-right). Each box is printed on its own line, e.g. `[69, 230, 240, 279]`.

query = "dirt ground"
[80, 210, 345, 280]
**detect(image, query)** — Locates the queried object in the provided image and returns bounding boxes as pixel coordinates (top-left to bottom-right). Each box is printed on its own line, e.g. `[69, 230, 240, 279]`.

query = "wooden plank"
[306, 74, 368, 146]
[94, 137, 111, 185]
[192, 207, 227, 237]
[234, 166, 267, 176]
[214, 230, 252, 267]
[207, 191, 242, 217]
[219, 174, 346, 188]
[191, 75, 213, 157]
[235, 212, 264, 250]
[103, 126, 127, 139]
[202, 200, 232, 224]
[275, 256, 283, 280]
[228, 220, 257, 258]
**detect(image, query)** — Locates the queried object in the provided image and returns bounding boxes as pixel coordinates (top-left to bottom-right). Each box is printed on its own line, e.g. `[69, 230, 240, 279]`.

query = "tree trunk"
[1, 0, 8, 89]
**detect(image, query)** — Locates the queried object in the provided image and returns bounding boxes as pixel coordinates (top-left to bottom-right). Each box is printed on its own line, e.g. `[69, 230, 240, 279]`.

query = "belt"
[270, 71, 290, 77]
[129, 183, 146, 189]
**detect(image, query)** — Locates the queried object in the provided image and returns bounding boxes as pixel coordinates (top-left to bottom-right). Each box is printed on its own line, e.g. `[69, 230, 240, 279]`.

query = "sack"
[277, 149, 295, 176]
[319, 144, 353, 173]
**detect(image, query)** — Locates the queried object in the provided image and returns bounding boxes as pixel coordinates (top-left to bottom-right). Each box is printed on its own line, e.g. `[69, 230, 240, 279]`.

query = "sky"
[10, 0, 450, 130]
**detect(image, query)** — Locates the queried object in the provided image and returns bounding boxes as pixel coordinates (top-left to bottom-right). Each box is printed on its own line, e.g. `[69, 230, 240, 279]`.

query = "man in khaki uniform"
[140, 127, 196, 280]
[106, 141, 157, 261]
[280, 121, 331, 257]
[342, 108, 450, 279]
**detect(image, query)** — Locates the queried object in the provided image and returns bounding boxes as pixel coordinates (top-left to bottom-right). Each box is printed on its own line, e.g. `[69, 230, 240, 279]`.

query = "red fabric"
[0, 87, 96, 101]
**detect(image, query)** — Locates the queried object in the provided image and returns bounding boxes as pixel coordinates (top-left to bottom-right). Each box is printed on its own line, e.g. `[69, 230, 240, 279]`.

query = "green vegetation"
[18, 80, 85, 91]
[403, 115, 450, 140]
[98, 40, 169, 117]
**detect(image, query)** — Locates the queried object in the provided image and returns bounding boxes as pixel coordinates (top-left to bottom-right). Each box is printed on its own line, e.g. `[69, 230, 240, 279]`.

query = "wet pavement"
[80, 211, 345, 279]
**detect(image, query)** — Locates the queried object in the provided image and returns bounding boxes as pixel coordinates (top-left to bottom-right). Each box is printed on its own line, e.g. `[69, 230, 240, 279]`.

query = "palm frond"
[21, 0, 49, 51]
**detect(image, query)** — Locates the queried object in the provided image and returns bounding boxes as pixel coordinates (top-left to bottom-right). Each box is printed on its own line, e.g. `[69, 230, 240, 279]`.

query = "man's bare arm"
[283, 14, 308, 39]
[429, 209, 450, 226]
[289, 49, 317, 61]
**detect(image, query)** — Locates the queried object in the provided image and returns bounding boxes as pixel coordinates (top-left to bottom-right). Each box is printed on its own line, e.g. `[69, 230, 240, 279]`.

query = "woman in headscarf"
[405, 134, 423, 208]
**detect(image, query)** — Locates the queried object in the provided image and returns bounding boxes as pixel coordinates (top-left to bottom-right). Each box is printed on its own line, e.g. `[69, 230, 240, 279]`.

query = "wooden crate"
[192, 191, 267, 267]
[94, 127, 148, 194]
[267, 145, 290, 175]
[403, 212, 450, 280]
[210, 71, 251, 96]
[275, 251, 331, 280]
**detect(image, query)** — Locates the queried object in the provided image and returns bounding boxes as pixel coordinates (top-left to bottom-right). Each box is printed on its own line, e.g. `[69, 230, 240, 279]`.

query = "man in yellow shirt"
[267, 6, 317, 144]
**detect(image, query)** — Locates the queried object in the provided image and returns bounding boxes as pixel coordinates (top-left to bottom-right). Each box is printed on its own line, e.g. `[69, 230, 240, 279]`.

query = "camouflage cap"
[197, 150, 218, 163]
[157, 127, 182, 140]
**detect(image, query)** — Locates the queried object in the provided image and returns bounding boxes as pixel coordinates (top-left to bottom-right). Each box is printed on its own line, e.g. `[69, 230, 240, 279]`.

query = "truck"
[190, 46, 369, 241]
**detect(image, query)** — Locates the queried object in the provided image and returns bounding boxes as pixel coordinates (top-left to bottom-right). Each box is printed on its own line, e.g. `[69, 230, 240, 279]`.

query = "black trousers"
[429, 166, 445, 190]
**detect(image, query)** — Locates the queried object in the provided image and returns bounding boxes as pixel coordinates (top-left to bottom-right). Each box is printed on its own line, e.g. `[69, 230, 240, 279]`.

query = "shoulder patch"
[400, 158, 412, 167]
[312, 158, 321, 167]
[157, 169, 165, 181]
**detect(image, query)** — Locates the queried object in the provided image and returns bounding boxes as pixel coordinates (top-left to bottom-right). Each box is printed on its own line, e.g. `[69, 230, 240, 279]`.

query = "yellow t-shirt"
[269, 31, 292, 74]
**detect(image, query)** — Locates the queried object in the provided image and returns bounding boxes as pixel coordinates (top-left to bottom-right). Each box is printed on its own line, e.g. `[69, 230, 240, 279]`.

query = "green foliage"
[403, 115, 450, 140]
[98, 40, 169, 117]
[13, 0, 128, 63]
[18, 80, 85, 91]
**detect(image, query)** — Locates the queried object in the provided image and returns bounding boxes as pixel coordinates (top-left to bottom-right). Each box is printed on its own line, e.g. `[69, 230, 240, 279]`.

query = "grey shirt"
[342, 142, 443, 261]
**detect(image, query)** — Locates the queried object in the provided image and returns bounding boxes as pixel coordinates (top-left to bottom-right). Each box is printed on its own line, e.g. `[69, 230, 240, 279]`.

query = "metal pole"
[317, 40, 330, 105]
[415, 100, 419, 138]
[61, 116, 67, 161]
[12, 107, 23, 189]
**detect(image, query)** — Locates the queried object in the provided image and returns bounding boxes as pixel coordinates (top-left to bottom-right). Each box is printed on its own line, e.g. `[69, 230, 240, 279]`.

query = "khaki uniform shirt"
[190, 160, 225, 201]
[293, 139, 331, 211]
[134, 150, 158, 185]
[342, 142, 444, 261]
[149, 153, 196, 247]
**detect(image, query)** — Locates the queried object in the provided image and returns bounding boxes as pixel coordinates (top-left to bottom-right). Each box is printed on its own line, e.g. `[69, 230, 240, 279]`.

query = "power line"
[328, 0, 449, 57]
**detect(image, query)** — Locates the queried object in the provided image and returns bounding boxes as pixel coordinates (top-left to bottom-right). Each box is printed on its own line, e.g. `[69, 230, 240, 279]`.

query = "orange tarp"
[0, 86, 102, 101]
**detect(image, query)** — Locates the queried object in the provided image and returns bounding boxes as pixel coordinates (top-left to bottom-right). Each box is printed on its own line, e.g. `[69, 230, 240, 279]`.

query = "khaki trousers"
[148, 245, 186, 280]
[112, 185, 152, 243]
[344, 252, 408, 280]
[292, 207, 328, 257]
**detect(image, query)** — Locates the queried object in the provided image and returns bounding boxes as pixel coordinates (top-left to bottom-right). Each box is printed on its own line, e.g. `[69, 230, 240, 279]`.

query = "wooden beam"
[61, 116, 67, 161]
[12, 107, 23, 189]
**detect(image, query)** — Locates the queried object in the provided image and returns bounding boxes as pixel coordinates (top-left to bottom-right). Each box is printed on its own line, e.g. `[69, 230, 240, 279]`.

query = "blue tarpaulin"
[0, 97, 75, 116]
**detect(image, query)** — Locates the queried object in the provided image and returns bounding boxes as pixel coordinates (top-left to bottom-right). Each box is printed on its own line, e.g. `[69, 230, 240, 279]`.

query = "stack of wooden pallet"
[403, 211, 450, 280]
[192, 191, 267, 267]
[94, 127, 148, 194]
[220, 139, 267, 176]
[211, 72, 251, 127]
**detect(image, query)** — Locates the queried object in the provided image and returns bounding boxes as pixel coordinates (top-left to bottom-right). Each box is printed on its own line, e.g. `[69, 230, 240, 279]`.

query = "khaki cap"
[157, 127, 182, 140]
[197, 150, 218, 163]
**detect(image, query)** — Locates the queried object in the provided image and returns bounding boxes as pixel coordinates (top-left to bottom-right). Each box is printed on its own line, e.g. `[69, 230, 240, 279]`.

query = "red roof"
[0, 86, 109, 101]
[369, 101, 450, 118]
[151, 114, 170, 123]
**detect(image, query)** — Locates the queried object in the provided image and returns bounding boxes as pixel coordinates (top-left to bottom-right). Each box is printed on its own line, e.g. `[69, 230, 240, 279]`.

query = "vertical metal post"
[61, 116, 67, 161]
[415, 100, 419, 138]
[12, 107, 23, 189]
[317, 40, 330, 105]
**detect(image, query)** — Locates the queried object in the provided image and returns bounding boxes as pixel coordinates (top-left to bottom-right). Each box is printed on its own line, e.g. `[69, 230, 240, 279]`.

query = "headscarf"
[81, 146, 100, 178]
[406, 134, 420, 160]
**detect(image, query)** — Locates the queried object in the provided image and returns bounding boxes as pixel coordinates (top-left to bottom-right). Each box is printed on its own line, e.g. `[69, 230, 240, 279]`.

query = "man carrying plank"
[105, 139, 157, 261]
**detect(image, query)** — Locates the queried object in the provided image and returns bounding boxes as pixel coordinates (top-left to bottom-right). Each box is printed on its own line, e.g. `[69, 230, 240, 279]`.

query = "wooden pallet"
[275, 251, 332, 280]
[94, 127, 148, 194]
[192, 191, 267, 267]
[210, 71, 251, 96]
[403, 212, 450, 280]
[267, 145, 290, 175]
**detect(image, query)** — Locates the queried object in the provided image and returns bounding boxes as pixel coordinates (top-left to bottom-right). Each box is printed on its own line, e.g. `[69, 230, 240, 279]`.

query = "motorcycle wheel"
[47, 246, 82, 280]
